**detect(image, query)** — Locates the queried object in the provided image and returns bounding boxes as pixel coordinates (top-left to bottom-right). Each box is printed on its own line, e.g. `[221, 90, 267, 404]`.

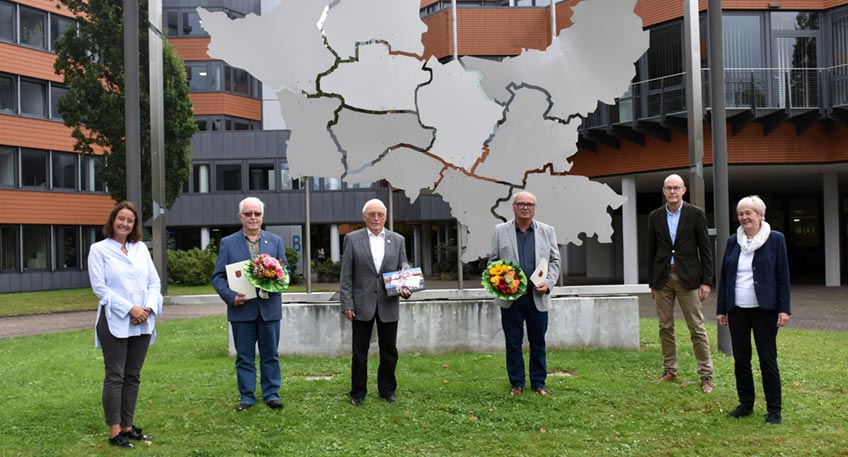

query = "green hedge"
[167, 247, 217, 285]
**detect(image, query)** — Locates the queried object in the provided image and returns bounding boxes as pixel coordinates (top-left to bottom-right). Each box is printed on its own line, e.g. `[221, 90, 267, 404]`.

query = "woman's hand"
[129, 306, 150, 325]
[717, 314, 727, 327]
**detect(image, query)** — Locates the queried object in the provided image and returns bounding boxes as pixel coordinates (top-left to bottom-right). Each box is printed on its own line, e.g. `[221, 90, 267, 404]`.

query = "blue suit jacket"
[211, 229, 288, 322]
[716, 231, 791, 315]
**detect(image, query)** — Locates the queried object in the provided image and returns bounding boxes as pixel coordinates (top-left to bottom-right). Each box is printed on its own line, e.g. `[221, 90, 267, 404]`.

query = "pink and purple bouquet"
[244, 253, 289, 293]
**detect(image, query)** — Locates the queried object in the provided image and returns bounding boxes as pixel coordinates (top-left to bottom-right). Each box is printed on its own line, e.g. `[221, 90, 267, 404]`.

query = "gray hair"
[361, 198, 387, 214]
[239, 197, 265, 214]
[737, 195, 766, 216]
[511, 190, 536, 204]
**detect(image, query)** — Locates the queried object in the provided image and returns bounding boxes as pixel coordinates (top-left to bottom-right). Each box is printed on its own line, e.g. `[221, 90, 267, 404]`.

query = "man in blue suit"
[212, 197, 288, 411]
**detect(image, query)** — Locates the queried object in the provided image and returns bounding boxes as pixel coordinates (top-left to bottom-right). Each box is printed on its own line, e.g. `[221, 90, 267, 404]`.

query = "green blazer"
[646, 201, 714, 291]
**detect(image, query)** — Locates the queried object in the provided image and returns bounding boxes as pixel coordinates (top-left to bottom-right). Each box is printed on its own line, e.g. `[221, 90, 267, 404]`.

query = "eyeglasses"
[663, 186, 683, 192]
[241, 211, 263, 218]
[365, 212, 386, 218]
[513, 202, 536, 208]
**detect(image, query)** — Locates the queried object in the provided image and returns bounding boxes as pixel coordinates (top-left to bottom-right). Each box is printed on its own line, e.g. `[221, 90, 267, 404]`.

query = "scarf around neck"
[737, 220, 770, 254]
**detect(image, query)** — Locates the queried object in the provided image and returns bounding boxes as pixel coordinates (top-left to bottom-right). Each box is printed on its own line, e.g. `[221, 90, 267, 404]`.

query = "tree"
[54, 0, 197, 219]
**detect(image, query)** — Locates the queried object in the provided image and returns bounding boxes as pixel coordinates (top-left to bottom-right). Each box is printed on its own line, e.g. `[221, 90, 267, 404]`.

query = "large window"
[50, 84, 68, 119]
[52, 151, 76, 190]
[50, 13, 74, 51]
[0, 225, 18, 272]
[23, 225, 49, 270]
[724, 15, 763, 68]
[55, 226, 79, 269]
[771, 11, 819, 31]
[19, 79, 46, 117]
[0, 146, 14, 187]
[0, 1, 14, 43]
[280, 162, 293, 190]
[81, 154, 105, 192]
[0, 73, 14, 113]
[249, 164, 275, 191]
[195, 115, 260, 131]
[648, 23, 682, 79]
[215, 163, 242, 191]
[18, 5, 46, 49]
[20, 148, 47, 188]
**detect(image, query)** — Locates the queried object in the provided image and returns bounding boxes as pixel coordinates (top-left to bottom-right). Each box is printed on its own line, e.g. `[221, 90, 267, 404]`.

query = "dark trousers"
[350, 313, 398, 400]
[231, 319, 281, 405]
[501, 295, 548, 389]
[728, 307, 782, 414]
[97, 309, 151, 427]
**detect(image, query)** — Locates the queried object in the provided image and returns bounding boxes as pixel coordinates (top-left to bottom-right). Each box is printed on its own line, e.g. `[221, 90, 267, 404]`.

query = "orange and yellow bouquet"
[244, 253, 290, 293]
[482, 260, 528, 300]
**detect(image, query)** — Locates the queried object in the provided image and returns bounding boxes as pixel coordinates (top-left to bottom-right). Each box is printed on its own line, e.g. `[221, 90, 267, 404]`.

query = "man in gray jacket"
[339, 198, 412, 406]
[489, 191, 561, 397]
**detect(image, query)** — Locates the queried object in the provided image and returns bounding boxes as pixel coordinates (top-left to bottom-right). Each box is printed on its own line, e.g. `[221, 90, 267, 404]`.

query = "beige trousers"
[655, 271, 713, 379]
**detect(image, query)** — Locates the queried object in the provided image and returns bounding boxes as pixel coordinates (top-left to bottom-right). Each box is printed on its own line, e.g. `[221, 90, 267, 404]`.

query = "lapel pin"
[387, 239, 391, 244]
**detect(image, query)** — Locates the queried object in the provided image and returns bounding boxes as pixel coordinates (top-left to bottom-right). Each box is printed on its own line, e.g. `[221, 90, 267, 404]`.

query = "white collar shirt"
[368, 229, 386, 272]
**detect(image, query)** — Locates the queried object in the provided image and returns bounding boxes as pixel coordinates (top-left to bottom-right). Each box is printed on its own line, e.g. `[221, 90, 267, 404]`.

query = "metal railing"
[585, 65, 848, 129]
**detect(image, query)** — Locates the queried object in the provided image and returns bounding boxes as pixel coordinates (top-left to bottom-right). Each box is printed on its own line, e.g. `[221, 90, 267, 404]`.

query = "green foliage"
[0, 319, 846, 455]
[315, 259, 342, 282]
[284, 247, 302, 284]
[435, 242, 458, 279]
[53, 0, 197, 218]
[167, 247, 217, 285]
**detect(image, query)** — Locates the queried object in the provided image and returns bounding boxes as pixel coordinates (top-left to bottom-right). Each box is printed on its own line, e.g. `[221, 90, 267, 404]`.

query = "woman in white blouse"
[88, 201, 162, 448]
[716, 196, 791, 425]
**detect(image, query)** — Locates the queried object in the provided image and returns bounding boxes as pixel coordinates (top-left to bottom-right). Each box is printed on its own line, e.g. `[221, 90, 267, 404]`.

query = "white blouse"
[88, 238, 162, 348]
[734, 248, 759, 308]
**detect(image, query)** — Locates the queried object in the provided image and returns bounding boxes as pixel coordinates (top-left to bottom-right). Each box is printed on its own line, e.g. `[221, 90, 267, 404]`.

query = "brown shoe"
[656, 372, 678, 383]
[701, 378, 714, 394]
[534, 387, 550, 397]
[510, 386, 523, 397]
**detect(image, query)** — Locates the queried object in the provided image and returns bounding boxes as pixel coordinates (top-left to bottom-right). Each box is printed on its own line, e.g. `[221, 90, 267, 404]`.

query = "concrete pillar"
[413, 224, 422, 267]
[198, 164, 209, 193]
[200, 227, 210, 250]
[330, 224, 340, 263]
[622, 175, 639, 284]
[824, 173, 841, 286]
[422, 223, 433, 276]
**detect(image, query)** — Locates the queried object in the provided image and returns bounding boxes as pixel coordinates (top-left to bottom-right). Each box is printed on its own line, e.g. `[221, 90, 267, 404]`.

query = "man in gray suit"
[488, 191, 561, 397]
[339, 198, 412, 406]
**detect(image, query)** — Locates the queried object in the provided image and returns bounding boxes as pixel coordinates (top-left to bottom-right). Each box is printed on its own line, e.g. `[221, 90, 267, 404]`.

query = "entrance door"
[787, 198, 823, 283]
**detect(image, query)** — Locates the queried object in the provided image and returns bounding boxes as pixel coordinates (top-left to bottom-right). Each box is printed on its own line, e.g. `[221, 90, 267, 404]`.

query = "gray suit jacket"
[339, 228, 409, 322]
[488, 219, 561, 312]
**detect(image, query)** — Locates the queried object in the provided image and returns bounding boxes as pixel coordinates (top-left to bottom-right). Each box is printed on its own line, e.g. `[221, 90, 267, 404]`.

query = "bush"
[315, 259, 342, 282]
[167, 247, 217, 285]
[285, 247, 301, 284]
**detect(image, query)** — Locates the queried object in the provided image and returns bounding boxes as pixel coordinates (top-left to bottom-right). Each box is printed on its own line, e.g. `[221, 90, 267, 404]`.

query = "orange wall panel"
[15, 0, 74, 17]
[0, 42, 63, 83]
[190, 93, 262, 120]
[0, 115, 85, 152]
[0, 190, 115, 225]
[171, 38, 213, 62]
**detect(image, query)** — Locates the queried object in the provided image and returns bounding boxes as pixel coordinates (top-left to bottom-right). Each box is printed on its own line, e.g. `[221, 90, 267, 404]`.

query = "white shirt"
[88, 238, 163, 348]
[368, 229, 386, 272]
[734, 248, 759, 308]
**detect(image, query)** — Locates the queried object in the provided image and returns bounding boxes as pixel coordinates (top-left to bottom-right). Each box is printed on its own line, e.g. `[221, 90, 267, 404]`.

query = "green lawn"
[0, 318, 845, 456]
[0, 284, 333, 317]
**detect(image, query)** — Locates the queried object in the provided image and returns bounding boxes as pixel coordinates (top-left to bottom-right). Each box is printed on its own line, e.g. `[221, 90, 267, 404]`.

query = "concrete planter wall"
[165, 286, 646, 357]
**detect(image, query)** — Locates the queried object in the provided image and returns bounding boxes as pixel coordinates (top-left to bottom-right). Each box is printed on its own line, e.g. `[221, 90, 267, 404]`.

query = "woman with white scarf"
[717, 196, 791, 425]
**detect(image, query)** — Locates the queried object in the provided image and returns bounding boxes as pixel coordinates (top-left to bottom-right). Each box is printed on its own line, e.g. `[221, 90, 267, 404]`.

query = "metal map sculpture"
[199, 0, 649, 261]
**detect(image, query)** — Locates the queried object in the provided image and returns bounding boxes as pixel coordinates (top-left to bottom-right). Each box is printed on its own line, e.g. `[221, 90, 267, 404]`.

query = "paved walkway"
[1, 283, 846, 339]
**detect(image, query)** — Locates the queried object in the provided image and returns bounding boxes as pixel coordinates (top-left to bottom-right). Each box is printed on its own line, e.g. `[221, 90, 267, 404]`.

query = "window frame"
[18, 4, 46, 50]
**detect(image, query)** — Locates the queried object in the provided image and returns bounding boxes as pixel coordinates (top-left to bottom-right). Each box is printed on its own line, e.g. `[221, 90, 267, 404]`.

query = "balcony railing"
[585, 65, 848, 130]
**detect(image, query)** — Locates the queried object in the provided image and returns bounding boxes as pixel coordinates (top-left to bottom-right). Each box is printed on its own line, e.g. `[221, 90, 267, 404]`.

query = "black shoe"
[765, 412, 782, 425]
[382, 392, 397, 403]
[727, 405, 752, 418]
[235, 403, 254, 412]
[350, 397, 363, 406]
[109, 434, 134, 449]
[120, 425, 152, 441]
[267, 400, 284, 410]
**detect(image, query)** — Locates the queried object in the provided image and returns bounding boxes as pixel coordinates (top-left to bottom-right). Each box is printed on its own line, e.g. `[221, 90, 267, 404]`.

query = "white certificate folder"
[226, 262, 257, 300]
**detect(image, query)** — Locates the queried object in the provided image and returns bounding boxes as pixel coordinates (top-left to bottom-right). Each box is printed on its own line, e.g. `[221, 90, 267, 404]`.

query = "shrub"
[285, 247, 301, 285]
[167, 247, 217, 285]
